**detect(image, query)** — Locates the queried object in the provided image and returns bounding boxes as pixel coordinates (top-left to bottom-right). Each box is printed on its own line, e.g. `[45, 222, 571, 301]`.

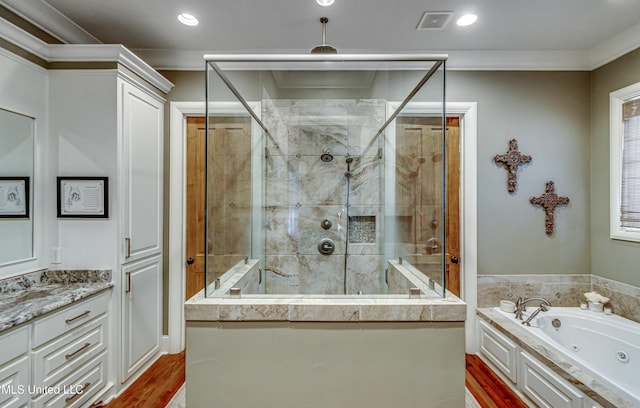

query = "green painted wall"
[590, 48, 640, 287]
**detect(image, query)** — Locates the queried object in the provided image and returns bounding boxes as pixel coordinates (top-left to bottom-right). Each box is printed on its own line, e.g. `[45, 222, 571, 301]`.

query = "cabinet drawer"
[33, 315, 107, 388]
[519, 351, 583, 408]
[31, 353, 107, 408]
[478, 318, 518, 383]
[0, 355, 29, 407]
[33, 292, 109, 348]
[0, 326, 29, 367]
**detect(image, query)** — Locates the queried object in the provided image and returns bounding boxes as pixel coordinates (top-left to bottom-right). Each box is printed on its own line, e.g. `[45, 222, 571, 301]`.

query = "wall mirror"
[0, 108, 35, 266]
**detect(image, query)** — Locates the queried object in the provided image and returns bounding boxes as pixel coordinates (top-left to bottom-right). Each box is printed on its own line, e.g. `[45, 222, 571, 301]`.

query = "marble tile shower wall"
[477, 274, 640, 323]
[262, 99, 386, 294]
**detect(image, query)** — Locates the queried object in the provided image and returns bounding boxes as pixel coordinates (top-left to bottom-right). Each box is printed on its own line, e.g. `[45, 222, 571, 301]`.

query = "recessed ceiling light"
[178, 13, 199, 27]
[456, 14, 477, 27]
[316, 0, 335, 6]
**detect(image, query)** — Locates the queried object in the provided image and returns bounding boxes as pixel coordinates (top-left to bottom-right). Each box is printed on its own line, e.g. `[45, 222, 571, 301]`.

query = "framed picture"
[0, 177, 29, 218]
[57, 177, 109, 218]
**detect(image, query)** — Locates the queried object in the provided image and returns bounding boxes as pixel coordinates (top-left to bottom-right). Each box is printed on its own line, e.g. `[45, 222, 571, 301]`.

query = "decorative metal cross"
[530, 181, 570, 235]
[493, 139, 532, 192]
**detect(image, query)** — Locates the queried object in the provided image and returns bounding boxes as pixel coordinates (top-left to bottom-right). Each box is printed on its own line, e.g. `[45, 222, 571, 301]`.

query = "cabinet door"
[519, 351, 583, 408]
[121, 255, 162, 382]
[121, 80, 164, 263]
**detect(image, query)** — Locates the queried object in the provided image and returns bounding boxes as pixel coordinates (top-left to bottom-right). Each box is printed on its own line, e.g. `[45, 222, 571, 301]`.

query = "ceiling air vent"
[416, 11, 452, 30]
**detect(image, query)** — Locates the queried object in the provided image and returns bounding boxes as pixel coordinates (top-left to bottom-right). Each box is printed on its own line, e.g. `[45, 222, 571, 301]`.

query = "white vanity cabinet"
[31, 292, 109, 408]
[0, 291, 110, 408]
[0, 326, 30, 408]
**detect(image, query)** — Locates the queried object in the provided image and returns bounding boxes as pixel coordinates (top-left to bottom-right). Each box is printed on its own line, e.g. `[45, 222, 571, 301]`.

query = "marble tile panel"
[347, 155, 382, 206]
[298, 254, 344, 294]
[265, 255, 300, 295]
[265, 155, 300, 206]
[297, 205, 345, 255]
[477, 274, 592, 308]
[299, 156, 348, 206]
[592, 276, 640, 323]
[429, 300, 466, 321]
[359, 302, 431, 321]
[289, 303, 359, 321]
[294, 125, 348, 157]
[218, 302, 290, 321]
[184, 302, 220, 321]
[265, 206, 299, 255]
[345, 255, 381, 294]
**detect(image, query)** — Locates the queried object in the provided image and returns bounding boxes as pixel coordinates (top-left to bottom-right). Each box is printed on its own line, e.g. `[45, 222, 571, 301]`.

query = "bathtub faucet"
[522, 303, 551, 326]
[514, 297, 551, 320]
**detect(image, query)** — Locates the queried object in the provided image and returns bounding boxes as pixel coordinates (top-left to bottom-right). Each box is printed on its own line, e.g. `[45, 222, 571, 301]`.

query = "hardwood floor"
[99, 351, 524, 408]
[102, 351, 185, 408]
[466, 353, 529, 408]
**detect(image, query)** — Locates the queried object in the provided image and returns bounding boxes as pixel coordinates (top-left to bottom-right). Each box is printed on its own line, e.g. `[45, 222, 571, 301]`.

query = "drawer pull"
[126, 272, 131, 293]
[125, 237, 131, 258]
[65, 342, 91, 360]
[65, 310, 91, 324]
[65, 382, 91, 404]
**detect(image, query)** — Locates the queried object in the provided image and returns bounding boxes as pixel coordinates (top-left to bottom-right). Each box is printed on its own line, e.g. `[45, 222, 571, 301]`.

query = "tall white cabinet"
[49, 46, 173, 392]
[119, 80, 164, 381]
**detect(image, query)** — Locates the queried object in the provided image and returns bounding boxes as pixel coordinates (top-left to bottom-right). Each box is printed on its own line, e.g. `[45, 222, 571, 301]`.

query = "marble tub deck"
[0, 269, 113, 333]
[477, 308, 635, 408]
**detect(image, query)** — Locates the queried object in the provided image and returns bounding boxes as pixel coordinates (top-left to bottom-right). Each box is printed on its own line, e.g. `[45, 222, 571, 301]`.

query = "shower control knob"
[321, 219, 332, 229]
[186, 257, 195, 265]
[451, 256, 459, 264]
[318, 238, 336, 255]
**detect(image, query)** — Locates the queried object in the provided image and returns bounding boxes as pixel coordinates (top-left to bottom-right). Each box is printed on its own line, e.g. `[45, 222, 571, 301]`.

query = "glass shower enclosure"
[204, 54, 448, 297]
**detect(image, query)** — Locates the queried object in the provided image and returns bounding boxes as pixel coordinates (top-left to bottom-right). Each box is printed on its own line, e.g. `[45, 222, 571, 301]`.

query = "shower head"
[311, 17, 338, 54]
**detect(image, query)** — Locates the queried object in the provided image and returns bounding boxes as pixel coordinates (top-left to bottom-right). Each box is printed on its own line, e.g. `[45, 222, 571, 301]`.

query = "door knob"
[451, 256, 459, 264]
[186, 257, 195, 265]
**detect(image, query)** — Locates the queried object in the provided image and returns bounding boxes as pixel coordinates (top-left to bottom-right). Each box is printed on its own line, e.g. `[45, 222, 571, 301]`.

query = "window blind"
[621, 99, 640, 229]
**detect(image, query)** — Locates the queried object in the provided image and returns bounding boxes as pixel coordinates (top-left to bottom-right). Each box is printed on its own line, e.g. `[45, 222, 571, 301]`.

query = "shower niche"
[204, 54, 448, 297]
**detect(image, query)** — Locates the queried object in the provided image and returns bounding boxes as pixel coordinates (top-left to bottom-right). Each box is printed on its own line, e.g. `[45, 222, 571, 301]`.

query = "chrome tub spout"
[522, 303, 550, 326]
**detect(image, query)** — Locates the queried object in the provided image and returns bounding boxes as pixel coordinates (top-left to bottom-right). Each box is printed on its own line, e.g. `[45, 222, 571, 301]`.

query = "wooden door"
[185, 116, 252, 299]
[395, 117, 461, 296]
[185, 117, 206, 299]
[445, 117, 461, 296]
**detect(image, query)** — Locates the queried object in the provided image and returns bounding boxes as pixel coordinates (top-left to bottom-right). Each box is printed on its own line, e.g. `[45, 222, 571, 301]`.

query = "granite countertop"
[477, 307, 634, 408]
[0, 269, 113, 334]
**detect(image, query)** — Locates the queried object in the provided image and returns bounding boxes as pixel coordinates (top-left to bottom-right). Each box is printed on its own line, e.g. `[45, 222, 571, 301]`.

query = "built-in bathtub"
[478, 307, 639, 408]
[185, 259, 466, 408]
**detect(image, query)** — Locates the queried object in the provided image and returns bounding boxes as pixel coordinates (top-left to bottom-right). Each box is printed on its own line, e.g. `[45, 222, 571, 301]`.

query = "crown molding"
[133, 48, 593, 71]
[0, 0, 100, 44]
[589, 21, 640, 70]
[0, 20, 173, 93]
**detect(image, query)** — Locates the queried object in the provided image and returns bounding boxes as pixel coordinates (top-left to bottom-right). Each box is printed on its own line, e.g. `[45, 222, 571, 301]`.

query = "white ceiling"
[4, 0, 640, 70]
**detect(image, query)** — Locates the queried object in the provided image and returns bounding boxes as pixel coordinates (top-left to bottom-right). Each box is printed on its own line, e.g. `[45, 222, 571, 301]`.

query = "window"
[610, 82, 640, 242]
